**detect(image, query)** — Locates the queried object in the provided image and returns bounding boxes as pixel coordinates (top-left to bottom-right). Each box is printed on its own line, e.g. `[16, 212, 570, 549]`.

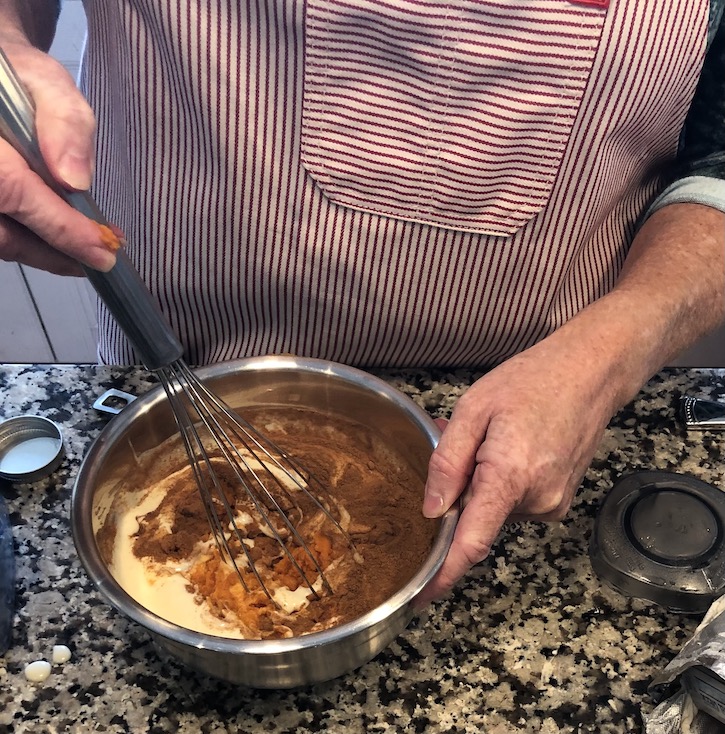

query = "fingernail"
[423, 492, 445, 519]
[89, 224, 121, 271]
[97, 224, 126, 252]
[57, 151, 92, 191]
[109, 223, 127, 245]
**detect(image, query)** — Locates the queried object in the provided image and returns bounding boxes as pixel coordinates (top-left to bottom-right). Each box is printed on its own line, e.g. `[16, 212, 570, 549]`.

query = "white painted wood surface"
[0, 262, 55, 362]
[22, 267, 99, 362]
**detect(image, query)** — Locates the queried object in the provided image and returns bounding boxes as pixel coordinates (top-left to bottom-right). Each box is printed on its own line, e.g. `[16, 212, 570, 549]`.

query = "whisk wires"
[156, 361, 354, 604]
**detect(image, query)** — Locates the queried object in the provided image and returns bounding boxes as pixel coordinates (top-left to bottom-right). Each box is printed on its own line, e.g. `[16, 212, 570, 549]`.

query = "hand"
[417, 335, 616, 605]
[0, 37, 118, 274]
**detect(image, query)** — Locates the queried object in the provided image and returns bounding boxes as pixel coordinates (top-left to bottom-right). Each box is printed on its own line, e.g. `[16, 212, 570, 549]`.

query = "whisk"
[0, 47, 350, 602]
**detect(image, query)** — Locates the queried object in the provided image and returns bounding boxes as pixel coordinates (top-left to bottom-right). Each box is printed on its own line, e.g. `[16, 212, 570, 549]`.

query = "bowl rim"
[71, 356, 459, 653]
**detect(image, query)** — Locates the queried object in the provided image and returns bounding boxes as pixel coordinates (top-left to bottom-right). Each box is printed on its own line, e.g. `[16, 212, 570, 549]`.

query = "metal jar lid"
[0, 416, 65, 483]
[589, 470, 725, 613]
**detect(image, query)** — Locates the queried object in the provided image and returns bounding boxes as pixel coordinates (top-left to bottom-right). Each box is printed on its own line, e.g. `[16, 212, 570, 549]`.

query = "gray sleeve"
[645, 175, 725, 218]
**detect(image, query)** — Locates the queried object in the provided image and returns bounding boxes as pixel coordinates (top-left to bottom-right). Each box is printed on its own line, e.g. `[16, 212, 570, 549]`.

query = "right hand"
[0, 37, 119, 275]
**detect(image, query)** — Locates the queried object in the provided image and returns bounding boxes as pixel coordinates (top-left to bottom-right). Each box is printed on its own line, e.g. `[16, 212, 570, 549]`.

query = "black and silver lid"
[590, 470, 725, 613]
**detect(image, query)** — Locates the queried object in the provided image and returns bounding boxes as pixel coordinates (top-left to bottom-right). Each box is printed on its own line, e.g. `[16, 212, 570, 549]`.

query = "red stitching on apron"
[569, 0, 609, 8]
[570, 0, 609, 7]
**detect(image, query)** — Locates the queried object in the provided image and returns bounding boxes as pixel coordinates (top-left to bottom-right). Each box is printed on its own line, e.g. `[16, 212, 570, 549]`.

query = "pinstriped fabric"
[80, 0, 707, 370]
[545, 0, 707, 330]
[301, 0, 607, 234]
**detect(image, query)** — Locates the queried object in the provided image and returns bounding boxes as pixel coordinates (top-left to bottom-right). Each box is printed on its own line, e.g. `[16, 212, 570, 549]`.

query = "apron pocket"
[301, 0, 607, 236]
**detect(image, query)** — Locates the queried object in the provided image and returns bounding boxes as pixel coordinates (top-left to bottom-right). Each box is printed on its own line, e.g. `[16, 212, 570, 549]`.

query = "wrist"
[541, 298, 651, 419]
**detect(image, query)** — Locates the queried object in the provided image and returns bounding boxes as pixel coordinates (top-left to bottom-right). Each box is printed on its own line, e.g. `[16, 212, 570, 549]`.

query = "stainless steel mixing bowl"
[71, 356, 458, 688]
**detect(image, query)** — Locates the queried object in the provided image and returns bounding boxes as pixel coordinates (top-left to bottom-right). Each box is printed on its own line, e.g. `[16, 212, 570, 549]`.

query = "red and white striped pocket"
[300, 0, 608, 236]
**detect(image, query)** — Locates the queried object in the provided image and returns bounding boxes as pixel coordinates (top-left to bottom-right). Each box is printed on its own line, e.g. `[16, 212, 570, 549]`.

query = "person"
[0, 0, 723, 605]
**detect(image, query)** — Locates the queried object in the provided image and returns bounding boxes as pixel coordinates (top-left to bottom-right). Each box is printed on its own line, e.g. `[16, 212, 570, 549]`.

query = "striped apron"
[81, 0, 708, 368]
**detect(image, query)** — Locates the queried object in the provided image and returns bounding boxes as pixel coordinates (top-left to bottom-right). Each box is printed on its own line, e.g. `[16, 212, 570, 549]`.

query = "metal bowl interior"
[71, 356, 458, 688]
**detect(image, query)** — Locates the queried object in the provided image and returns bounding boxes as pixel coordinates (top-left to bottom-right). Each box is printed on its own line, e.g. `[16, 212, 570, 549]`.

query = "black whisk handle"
[83, 246, 185, 371]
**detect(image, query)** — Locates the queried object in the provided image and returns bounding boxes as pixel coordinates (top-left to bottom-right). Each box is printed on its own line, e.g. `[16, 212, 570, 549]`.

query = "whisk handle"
[65, 191, 184, 369]
[85, 242, 185, 371]
[0, 47, 183, 370]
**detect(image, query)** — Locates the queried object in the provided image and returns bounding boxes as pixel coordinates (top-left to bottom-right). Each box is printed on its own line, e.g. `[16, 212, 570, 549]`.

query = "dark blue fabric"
[675, 0, 725, 181]
[0, 494, 15, 655]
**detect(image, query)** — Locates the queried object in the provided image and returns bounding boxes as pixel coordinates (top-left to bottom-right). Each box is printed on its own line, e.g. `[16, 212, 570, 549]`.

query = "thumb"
[20, 54, 95, 191]
[423, 401, 489, 518]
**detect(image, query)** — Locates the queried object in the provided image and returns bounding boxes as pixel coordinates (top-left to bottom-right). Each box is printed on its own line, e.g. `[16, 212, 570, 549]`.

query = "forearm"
[0, 0, 61, 50]
[613, 203, 724, 373]
[545, 203, 725, 415]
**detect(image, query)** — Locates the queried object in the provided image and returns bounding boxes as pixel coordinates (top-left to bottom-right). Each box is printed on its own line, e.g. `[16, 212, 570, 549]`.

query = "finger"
[0, 141, 117, 271]
[423, 398, 490, 518]
[32, 71, 96, 191]
[0, 215, 84, 275]
[418, 474, 513, 604]
[7, 47, 95, 191]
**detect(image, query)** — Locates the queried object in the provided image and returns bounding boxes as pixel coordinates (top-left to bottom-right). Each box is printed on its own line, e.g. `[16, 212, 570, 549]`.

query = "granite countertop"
[0, 363, 724, 734]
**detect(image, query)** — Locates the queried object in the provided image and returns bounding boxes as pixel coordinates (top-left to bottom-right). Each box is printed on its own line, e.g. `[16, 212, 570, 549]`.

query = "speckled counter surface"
[0, 364, 724, 734]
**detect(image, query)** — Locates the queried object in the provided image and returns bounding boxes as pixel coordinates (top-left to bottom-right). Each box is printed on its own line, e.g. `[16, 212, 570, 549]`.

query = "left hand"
[416, 203, 725, 606]
[417, 334, 616, 605]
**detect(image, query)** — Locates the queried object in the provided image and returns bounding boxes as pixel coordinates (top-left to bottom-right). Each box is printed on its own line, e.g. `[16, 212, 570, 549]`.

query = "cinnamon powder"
[98, 406, 439, 639]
